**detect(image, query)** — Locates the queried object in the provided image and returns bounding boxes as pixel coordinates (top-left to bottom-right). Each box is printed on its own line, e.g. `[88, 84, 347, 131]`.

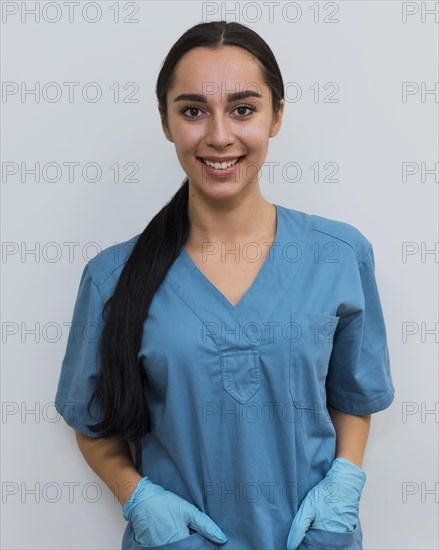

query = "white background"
[1, 1, 438, 549]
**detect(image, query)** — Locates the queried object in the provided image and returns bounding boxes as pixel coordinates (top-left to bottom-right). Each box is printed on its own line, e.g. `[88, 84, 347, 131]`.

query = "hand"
[287, 458, 366, 550]
[122, 476, 228, 548]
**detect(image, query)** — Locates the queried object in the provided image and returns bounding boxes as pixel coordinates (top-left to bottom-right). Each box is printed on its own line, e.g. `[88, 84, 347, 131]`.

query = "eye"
[180, 104, 255, 119]
[234, 105, 255, 117]
[180, 105, 203, 119]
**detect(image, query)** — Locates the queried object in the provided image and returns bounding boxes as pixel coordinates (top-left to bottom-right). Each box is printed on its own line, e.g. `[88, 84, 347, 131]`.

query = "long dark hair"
[86, 20, 285, 441]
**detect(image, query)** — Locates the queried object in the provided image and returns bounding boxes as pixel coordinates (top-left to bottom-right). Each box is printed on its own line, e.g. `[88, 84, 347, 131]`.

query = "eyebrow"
[173, 90, 262, 103]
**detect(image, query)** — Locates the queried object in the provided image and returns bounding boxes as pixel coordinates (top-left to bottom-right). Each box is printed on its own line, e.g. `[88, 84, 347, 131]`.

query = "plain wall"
[2, 1, 438, 549]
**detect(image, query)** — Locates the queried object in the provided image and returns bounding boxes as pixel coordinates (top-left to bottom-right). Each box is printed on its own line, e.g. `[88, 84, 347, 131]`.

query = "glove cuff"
[122, 476, 152, 521]
[332, 457, 366, 488]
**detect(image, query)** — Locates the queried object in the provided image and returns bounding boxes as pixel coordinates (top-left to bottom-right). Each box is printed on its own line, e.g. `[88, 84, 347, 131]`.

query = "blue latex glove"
[287, 458, 366, 550]
[122, 476, 228, 547]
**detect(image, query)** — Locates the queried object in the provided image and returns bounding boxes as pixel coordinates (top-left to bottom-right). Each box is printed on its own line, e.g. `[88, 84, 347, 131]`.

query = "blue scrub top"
[55, 204, 395, 550]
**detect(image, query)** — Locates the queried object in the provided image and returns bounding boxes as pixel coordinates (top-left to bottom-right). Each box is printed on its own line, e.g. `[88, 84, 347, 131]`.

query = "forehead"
[170, 46, 267, 99]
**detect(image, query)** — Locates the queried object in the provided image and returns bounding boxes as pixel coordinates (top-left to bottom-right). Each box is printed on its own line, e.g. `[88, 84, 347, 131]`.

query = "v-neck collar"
[165, 204, 310, 344]
[179, 203, 280, 312]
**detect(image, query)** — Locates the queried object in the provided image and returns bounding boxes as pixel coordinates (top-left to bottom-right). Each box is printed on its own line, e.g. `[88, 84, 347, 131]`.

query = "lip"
[197, 155, 246, 177]
[197, 155, 245, 162]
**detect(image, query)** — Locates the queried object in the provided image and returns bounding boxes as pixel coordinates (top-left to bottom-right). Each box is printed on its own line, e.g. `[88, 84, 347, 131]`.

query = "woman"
[55, 20, 395, 550]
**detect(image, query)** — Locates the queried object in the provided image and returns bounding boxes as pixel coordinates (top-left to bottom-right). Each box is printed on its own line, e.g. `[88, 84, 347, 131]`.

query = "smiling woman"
[54, 20, 395, 550]
[159, 44, 284, 198]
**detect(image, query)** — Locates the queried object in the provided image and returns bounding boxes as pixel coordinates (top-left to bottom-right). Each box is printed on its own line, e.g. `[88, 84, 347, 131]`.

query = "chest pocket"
[289, 311, 339, 410]
[220, 349, 261, 404]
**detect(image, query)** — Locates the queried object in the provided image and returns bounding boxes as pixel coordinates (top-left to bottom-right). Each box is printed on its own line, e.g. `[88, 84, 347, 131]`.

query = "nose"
[205, 112, 235, 148]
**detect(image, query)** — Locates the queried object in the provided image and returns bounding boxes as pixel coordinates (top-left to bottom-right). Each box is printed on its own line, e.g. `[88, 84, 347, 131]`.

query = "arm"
[74, 430, 142, 506]
[327, 406, 371, 468]
[287, 407, 370, 548]
[75, 432, 228, 546]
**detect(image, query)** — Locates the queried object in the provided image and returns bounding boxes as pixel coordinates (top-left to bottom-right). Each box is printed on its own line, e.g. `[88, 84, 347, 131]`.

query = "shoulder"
[84, 232, 141, 300]
[279, 204, 373, 264]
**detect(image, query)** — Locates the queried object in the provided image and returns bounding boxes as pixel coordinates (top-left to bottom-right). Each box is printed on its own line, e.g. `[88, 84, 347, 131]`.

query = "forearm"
[327, 406, 371, 468]
[74, 430, 142, 506]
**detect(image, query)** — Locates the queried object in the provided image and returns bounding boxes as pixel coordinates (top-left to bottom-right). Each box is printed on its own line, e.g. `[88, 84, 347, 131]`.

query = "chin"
[189, 180, 247, 201]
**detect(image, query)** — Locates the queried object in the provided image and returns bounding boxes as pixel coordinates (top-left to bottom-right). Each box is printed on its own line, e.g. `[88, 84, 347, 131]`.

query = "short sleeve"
[326, 245, 395, 415]
[54, 263, 106, 437]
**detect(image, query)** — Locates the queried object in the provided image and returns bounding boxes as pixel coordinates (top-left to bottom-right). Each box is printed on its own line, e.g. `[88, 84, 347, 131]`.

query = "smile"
[197, 156, 246, 170]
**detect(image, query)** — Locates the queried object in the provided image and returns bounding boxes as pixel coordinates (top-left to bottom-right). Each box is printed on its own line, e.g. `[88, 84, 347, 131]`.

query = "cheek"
[242, 120, 271, 144]
[173, 125, 204, 152]
[247, 120, 270, 142]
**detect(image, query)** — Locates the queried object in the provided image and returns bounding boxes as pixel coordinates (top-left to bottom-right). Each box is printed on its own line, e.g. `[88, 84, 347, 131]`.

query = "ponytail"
[86, 179, 189, 440]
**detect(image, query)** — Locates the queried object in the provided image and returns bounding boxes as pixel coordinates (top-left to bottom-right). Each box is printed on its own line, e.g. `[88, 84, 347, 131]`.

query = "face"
[160, 46, 284, 202]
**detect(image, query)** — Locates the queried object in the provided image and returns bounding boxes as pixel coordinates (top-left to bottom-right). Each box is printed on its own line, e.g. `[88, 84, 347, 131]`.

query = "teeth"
[203, 157, 241, 169]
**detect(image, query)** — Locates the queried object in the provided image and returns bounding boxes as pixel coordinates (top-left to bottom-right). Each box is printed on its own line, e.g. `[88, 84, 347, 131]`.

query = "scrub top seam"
[328, 387, 395, 415]
[309, 226, 371, 265]
[89, 270, 107, 308]
[164, 279, 223, 356]
[179, 248, 242, 314]
[88, 259, 126, 294]
[265, 209, 312, 324]
[86, 232, 141, 291]
[357, 244, 373, 266]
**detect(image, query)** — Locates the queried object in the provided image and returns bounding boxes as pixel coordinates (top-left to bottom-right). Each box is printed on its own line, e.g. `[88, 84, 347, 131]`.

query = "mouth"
[197, 155, 246, 170]
[197, 155, 246, 178]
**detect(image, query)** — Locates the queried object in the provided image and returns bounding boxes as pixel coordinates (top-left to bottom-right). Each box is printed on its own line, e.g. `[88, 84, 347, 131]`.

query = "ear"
[158, 106, 174, 143]
[269, 99, 285, 138]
